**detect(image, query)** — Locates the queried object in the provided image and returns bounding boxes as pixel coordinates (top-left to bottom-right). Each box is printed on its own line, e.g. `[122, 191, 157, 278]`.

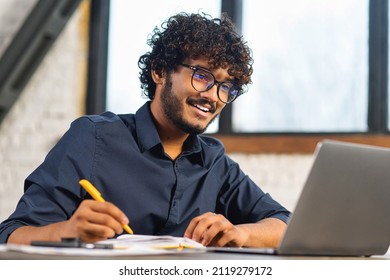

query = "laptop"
[212, 140, 390, 256]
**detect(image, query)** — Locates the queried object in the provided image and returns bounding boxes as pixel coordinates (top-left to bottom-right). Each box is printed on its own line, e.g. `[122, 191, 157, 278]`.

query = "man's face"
[157, 58, 230, 134]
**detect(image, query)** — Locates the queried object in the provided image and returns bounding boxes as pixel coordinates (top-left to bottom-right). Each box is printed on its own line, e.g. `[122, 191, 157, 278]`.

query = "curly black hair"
[138, 12, 253, 100]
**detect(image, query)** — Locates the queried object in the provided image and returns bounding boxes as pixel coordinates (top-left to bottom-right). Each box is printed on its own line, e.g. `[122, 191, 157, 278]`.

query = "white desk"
[0, 246, 389, 260]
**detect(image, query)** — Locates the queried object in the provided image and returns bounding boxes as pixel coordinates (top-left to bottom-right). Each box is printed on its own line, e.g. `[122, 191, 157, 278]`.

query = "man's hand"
[7, 199, 129, 245]
[184, 212, 249, 247]
[63, 199, 129, 242]
[184, 213, 287, 248]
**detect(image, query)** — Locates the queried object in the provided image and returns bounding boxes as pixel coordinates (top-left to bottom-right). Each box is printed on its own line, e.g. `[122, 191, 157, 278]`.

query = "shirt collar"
[134, 102, 204, 165]
[135, 102, 162, 153]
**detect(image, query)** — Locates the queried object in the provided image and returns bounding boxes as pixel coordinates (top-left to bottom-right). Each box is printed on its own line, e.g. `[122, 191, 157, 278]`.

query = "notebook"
[212, 140, 390, 256]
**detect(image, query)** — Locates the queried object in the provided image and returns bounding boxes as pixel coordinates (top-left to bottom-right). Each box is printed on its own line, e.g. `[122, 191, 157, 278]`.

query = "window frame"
[86, 0, 390, 154]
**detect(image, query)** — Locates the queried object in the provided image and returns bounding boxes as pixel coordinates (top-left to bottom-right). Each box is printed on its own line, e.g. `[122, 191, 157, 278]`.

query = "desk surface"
[2, 249, 389, 280]
[1, 249, 389, 260]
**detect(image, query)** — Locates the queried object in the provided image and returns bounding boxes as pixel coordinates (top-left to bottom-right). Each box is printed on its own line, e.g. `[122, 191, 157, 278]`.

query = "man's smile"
[187, 98, 216, 115]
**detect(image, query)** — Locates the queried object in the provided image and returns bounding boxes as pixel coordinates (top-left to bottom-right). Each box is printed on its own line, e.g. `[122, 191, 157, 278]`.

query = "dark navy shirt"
[0, 102, 290, 243]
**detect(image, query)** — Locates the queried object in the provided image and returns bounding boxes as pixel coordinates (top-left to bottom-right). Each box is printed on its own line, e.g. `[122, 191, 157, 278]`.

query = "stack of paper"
[3, 235, 205, 257]
[103, 234, 205, 250]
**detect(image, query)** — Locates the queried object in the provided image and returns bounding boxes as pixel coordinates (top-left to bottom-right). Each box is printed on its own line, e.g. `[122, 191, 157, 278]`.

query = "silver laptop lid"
[278, 140, 390, 256]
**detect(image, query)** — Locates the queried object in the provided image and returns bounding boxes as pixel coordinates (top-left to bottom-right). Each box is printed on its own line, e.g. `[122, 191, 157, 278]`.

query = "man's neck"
[150, 103, 189, 160]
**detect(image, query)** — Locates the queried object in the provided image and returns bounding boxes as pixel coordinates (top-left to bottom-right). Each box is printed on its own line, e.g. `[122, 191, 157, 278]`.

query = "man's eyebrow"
[192, 64, 211, 71]
[192, 64, 236, 82]
[221, 75, 236, 83]
[225, 77, 236, 82]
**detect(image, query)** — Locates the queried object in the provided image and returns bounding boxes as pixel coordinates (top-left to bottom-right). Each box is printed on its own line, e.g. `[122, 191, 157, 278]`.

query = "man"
[0, 12, 290, 247]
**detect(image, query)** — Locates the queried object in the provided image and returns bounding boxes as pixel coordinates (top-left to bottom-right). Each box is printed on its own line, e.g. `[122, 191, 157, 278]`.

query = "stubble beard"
[160, 76, 218, 135]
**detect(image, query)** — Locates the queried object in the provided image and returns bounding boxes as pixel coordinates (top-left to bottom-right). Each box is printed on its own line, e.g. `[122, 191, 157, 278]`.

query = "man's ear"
[151, 69, 165, 85]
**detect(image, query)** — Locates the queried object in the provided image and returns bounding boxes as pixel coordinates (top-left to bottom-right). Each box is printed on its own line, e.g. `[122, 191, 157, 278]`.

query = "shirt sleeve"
[0, 116, 97, 243]
[216, 156, 291, 225]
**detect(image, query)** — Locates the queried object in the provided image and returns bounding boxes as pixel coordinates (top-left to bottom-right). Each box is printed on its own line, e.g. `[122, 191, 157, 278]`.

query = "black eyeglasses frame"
[180, 63, 241, 104]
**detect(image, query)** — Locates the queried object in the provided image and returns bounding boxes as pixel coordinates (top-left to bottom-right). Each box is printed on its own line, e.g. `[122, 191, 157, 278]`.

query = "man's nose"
[199, 84, 219, 102]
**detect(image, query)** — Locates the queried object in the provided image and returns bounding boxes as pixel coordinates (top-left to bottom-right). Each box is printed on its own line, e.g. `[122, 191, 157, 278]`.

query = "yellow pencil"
[79, 179, 133, 234]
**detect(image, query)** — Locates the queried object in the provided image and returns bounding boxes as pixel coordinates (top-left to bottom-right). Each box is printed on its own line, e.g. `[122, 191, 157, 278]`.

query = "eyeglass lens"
[192, 69, 239, 103]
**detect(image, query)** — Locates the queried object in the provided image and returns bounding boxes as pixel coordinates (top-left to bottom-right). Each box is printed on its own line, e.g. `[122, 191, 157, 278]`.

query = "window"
[236, 0, 369, 132]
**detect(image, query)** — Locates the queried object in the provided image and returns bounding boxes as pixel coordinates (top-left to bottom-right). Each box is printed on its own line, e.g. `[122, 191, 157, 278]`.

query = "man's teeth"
[194, 104, 210, 112]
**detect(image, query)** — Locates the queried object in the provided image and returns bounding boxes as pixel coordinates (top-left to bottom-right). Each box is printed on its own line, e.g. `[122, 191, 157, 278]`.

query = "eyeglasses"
[180, 63, 241, 104]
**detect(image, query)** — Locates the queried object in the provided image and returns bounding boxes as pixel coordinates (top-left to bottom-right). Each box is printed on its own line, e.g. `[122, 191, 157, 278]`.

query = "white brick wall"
[0, 0, 38, 53]
[229, 153, 314, 211]
[0, 2, 87, 221]
[0, 1, 312, 222]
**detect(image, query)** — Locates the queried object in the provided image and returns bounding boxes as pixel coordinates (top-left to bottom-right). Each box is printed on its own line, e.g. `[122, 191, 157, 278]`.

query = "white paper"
[3, 234, 205, 256]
